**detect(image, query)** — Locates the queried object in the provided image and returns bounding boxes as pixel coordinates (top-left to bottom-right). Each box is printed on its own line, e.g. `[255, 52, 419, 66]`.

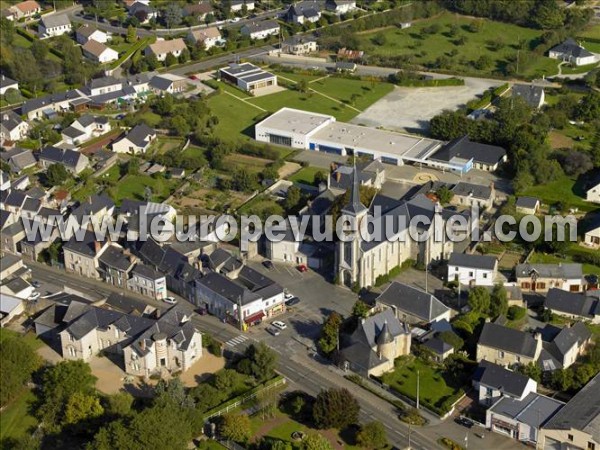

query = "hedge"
[109, 36, 155, 70]
[507, 305, 527, 321]
[394, 77, 465, 87]
[374, 259, 416, 286]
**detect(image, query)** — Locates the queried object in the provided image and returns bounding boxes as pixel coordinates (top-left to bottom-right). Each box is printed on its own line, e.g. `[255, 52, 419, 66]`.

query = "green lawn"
[182, 145, 208, 160]
[237, 196, 283, 216]
[578, 26, 600, 40]
[379, 356, 469, 415]
[356, 11, 559, 79]
[108, 174, 178, 204]
[206, 79, 253, 99]
[289, 166, 325, 186]
[519, 175, 598, 213]
[136, 111, 163, 128]
[529, 251, 600, 276]
[99, 163, 123, 184]
[309, 77, 395, 110]
[271, 70, 325, 84]
[207, 92, 269, 140]
[560, 62, 600, 75]
[152, 137, 183, 155]
[0, 389, 38, 443]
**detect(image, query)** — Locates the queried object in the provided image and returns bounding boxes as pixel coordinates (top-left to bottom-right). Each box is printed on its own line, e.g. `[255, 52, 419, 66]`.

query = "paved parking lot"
[351, 78, 502, 133]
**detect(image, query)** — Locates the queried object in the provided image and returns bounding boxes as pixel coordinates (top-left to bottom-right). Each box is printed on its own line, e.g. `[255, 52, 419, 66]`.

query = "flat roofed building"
[219, 63, 277, 94]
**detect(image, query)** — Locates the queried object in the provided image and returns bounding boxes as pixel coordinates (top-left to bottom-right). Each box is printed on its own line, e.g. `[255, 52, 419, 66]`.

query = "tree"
[318, 311, 342, 355]
[284, 185, 301, 211]
[372, 32, 387, 46]
[313, 388, 360, 429]
[302, 433, 333, 450]
[105, 392, 134, 418]
[171, 116, 191, 136]
[220, 413, 252, 443]
[164, 4, 183, 28]
[352, 300, 370, 319]
[560, 150, 593, 177]
[126, 25, 137, 43]
[243, 342, 277, 382]
[165, 52, 178, 67]
[551, 368, 574, 391]
[214, 369, 242, 392]
[31, 39, 49, 60]
[63, 392, 104, 426]
[489, 283, 508, 318]
[145, 53, 159, 70]
[0, 333, 42, 407]
[515, 362, 542, 383]
[467, 286, 491, 314]
[127, 157, 140, 175]
[179, 47, 190, 64]
[436, 185, 453, 205]
[297, 79, 309, 93]
[46, 163, 69, 186]
[356, 421, 387, 449]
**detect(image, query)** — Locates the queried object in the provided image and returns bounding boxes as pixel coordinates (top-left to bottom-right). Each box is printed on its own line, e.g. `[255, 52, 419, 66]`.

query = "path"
[223, 90, 267, 112]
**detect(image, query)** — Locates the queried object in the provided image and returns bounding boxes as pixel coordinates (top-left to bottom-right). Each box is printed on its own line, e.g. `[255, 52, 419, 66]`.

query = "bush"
[507, 306, 526, 321]
[438, 437, 464, 450]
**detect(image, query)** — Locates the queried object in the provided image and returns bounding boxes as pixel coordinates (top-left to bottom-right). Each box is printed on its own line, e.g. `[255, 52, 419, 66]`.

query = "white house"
[38, 14, 72, 38]
[87, 76, 123, 96]
[61, 115, 111, 146]
[586, 175, 600, 203]
[145, 38, 186, 62]
[0, 75, 19, 95]
[515, 263, 584, 293]
[76, 24, 109, 45]
[219, 63, 277, 94]
[187, 27, 221, 50]
[473, 360, 538, 406]
[82, 39, 119, 64]
[112, 123, 156, 154]
[0, 293, 25, 327]
[240, 20, 280, 40]
[548, 38, 598, 66]
[545, 289, 600, 324]
[230, 0, 255, 12]
[516, 196, 540, 215]
[286, 1, 321, 24]
[584, 216, 600, 247]
[9, 1, 41, 20]
[0, 110, 30, 143]
[447, 252, 498, 287]
[127, 264, 167, 301]
[325, 0, 357, 14]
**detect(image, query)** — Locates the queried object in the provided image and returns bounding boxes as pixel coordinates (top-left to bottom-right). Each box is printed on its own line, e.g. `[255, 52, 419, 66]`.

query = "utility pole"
[408, 424, 412, 449]
[237, 295, 243, 331]
[416, 370, 420, 409]
[465, 431, 468, 449]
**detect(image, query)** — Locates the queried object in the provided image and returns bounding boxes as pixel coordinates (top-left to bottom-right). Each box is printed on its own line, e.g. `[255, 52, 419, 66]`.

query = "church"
[335, 165, 465, 289]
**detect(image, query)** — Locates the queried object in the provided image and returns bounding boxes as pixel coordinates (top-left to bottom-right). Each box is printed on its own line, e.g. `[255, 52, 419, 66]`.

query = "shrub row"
[374, 259, 416, 286]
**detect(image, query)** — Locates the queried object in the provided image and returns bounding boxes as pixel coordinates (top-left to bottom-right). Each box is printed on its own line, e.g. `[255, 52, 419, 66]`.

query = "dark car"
[262, 260, 274, 270]
[586, 274, 599, 289]
[266, 326, 280, 336]
[455, 416, 474, 428]
[285, 297, 300, 307]
[196, 308, 208, 315]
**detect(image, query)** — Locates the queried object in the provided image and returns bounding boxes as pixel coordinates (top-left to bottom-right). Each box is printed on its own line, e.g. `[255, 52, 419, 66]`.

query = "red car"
[188, 75, 198, 80]
[297, 264, 308, 273]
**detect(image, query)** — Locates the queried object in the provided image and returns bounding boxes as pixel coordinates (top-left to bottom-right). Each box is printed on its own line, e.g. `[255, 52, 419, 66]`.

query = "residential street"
[28, 261, 523, 450]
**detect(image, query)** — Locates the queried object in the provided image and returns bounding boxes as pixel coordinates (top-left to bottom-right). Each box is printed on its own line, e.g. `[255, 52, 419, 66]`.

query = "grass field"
[356, 11, 559, 78]
[560, 62, 600, 75]
[519, 175, 598, 213]
[379, 356, 468, 415]
[224, 153, 272, 174]
[0, 389, 38, 443]
[272, 70, 325, 83]
[207, 93, 269, 140]
[289, 166, 324, 186]
[309, 77, 395, 110]
[153, 137, 183, 155]
[109, 174, 178, 204]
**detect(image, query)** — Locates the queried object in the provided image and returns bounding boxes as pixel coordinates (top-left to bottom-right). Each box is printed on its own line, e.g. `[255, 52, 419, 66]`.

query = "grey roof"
[242, 20, 279, 34]
[71, 194, 114, 222]
[89, 76, 122, 91]
[473, 360, 532, 398]
[1, 110, 24, 132]
[431, 135, 506, 166]
[40, 13, 71, 29]
[512, 85, 544, 108]
[376, 282, 450, 323]
[490, 392, 564, 430]
[99, 245, 134, 272]
[543, 372, 600, 441]
[61, 125, 86, 139]
[2, 277, 31, 294]
[39, 146, 87, 169]
[342, 164, 367, 215]
[550, 38, 595, 59]
[478, 322, 539, 358]
[132, 263, 164, 280]
[352, 308, 407, 348]
[149, 75, 176, 91]
[545, 288, 600, 319]
[197, 271, 261, 305]
[448, 252, 497, 271]
[0, 209, 12, 229]
[515, 263, 582, 280]
[451, 181, 492, 200]
[516, 196, 540, 209]
[0, 254, 21, 270]
[65, 305, 154, 341]
[76, 24, 100, 38]
[288, 1, 321, 18]
[424, 337, 453, 355]
[63, 230, 105, 258]
[208, 248, 242, 273]
[123, 123, 155, 148]
[0, 75, 17, 90]
[22, 197, 40, 213]
[552, 322, 592, 357]
[3, 190, 27, 208]
[336, 61, 357, 70]
[20, 89, 83, 115]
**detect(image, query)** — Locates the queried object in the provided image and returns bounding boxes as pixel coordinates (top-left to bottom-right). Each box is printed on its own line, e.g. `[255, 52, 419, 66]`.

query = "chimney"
[336, 170, 341, 182]
[534, 332, 543, 360]
[155, 309, 161, 319]
[140, 339, 146, 350]
[484, 317, 491, 323]
[94, 241, 102, 254]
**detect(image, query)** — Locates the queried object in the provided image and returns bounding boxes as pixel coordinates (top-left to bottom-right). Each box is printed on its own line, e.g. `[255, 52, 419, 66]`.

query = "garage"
[318, 145, 343, 155]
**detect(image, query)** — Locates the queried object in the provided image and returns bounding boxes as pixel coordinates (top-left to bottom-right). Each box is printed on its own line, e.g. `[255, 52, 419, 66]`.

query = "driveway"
[351, 78, 502, 133]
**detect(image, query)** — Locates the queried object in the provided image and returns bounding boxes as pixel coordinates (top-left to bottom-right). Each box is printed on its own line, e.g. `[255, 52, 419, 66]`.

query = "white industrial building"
[219, 63, 277, 94]
[254, 108, 500, 173]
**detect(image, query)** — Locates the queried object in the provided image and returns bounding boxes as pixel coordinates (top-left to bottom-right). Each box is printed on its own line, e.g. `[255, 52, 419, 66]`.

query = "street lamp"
[416, 370, 420, 410]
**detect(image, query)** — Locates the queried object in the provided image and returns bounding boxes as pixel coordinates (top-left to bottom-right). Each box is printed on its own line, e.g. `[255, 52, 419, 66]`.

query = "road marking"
[225, 335, 248, 347]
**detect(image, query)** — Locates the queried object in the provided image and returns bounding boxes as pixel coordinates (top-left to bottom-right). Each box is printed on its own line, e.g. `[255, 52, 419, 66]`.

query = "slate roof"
[39, 146, 87, 169]
[352, 308, 407, 348]
[196, 271, 261, 305]
[71, 194, 114, 222]
[61, 125, 86, 139]
[451, 181, 493, 200]
[512, 85, 544, 108]
[473, 360, 532, 398]
[122, 123, 155, 148]
[516, 196, 539, 210]
[490, 392, 564, 430]
[423, 337, 453, 355]
[242, 20, 279, 34]
[1, 110, 25, 132]
[208, 248, 243, 273]
[63, 230, 106, 257]
[132, 263, 164, 280]
[3, 190, 27, 208]
[542, 372, 600, 442]
[478, 322, 539, 358]
[40, 13, 70, 29]
[99, 245, 134, 272]
[0, 75, 18, 90]
[431, 135, 506, 166]
[77, 24, 101, 38]
[515, 263, 582, 280]
[552, 322, 591, 357]
[550, 38, 594, 59]
[545, 288, 600, 319]
[376, 282, 450, 323]
[2, 148, 36, 172]
[448, 252, 497, 271]
[21, 89, 83, 115]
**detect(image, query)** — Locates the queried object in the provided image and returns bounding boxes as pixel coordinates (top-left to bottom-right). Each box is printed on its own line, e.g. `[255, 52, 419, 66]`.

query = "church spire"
[342, 159, 367, 216]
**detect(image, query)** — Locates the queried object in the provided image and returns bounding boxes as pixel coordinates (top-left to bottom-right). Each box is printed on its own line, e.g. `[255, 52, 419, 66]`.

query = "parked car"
[197, 308, 208, 315]
[284, 292, 294, 300]
[297, 264, 308, 273]
[266, 326, 280, 336]
[164, 297, 177, 305]
[189, 75, 198, 80]
[263, 260, 274, 270]
[285, 297, 300, 307]
[31, 280, 41, 288]
[272, 321, 287, 330]
[455, 416, 474, 429]
[28, 291, 40, 301]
